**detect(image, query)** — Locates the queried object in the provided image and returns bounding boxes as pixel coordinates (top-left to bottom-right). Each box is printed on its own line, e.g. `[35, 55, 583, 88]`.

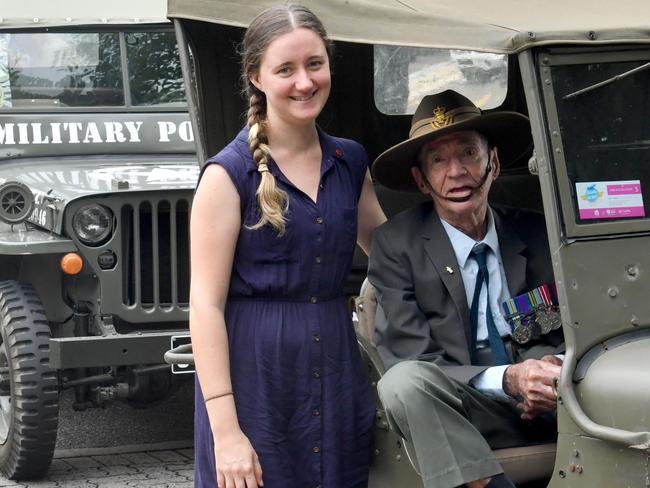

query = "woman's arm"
[190, 163, 262, 487]
[357, 169, 386, 255]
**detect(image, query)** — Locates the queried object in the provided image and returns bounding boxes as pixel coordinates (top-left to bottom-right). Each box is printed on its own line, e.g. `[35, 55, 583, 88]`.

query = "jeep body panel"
[0, 155, 197, 234]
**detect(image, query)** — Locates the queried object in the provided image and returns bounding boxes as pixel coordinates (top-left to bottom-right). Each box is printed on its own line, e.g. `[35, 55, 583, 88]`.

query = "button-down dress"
[194, 127, 375, 488]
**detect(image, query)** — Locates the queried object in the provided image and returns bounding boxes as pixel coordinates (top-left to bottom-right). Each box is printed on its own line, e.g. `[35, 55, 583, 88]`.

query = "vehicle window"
[0, 35, 10, 108]
[552, 58, 650, 224]
[0, 32, 123, 108]
[126, 31, 186, 107]
[373, 45, 507, 115]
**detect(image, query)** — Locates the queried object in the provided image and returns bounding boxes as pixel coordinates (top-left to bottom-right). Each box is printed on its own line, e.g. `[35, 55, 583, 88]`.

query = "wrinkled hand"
[503, 358, 562, 420]
[540, 354, 563, 367]
[214, 429, 263, 488]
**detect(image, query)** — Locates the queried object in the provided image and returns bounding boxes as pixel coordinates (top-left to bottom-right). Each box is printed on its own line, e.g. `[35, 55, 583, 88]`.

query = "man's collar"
[439, 208, 500, 268]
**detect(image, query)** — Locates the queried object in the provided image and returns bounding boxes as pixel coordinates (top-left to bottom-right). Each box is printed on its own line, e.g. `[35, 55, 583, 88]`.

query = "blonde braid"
[246, 93, 289, 234]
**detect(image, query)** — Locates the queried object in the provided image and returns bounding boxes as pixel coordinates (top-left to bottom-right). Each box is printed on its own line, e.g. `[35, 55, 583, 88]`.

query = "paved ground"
[0, 374, 196, 487]
[55, 376, 194, 451]
[0, 447, 195, 487]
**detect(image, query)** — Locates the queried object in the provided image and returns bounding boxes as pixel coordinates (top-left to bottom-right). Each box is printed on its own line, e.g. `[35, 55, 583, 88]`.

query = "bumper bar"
[49, 332, 183, 369]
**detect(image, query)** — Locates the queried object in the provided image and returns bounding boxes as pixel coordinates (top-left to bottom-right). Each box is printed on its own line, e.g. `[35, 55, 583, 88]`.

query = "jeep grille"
[65, 191, 193, 324]
[120, 198, 190, 310]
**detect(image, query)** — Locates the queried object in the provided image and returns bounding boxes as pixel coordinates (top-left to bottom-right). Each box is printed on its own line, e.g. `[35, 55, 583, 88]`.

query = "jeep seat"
[354, 279, 556, 486]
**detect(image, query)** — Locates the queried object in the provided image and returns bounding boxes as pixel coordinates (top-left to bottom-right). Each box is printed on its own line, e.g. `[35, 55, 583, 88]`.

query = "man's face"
[410, 130, 499, 222]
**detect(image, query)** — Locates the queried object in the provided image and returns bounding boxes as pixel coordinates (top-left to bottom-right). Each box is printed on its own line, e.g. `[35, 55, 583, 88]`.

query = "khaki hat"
[372, 90, 532, 192]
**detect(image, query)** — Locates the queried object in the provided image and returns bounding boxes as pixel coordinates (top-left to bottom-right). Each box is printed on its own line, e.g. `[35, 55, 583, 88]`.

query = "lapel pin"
[445, 266, 454, 274]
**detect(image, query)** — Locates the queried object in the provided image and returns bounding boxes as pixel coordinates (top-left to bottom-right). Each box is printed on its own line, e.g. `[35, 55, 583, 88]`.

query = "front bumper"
[49, 332, 181, 369]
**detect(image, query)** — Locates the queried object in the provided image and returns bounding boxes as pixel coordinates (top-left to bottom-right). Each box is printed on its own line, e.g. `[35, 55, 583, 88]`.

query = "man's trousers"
[377, 361, 555, 488]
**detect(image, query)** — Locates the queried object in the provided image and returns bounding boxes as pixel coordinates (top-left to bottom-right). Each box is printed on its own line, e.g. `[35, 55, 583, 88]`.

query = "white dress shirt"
[439, 209, 512, 399]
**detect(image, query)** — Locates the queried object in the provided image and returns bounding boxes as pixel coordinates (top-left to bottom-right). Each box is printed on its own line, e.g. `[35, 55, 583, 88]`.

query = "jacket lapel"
[494, 210, 528, 296]
[421, 208, 473, 360]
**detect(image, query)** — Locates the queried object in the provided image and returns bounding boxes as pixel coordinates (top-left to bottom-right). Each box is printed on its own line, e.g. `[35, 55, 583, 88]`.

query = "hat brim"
[372, 112, 532, 192]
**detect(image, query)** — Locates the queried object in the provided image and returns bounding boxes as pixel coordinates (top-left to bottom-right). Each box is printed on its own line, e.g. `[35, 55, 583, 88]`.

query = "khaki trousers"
[377, 361, 555, 488]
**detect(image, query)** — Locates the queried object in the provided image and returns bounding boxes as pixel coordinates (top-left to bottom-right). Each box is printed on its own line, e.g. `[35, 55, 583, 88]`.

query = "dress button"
[310, 296, 318, 304]
[313, 370, 320, 379]
[313, 334, 321, 343]
[315, 256, 322, 264]
[319, 183, 324, 190]
[313, 446, 321, 453]
[316, 216, 324, 224]
[313, 408, 320, 416]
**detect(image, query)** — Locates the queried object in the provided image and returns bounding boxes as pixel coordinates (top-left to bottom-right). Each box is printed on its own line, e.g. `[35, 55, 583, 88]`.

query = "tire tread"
[0, 281, 58, 480]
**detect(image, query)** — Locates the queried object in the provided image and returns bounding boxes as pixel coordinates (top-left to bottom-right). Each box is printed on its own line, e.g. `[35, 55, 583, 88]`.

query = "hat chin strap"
[421, 161, 492, 203]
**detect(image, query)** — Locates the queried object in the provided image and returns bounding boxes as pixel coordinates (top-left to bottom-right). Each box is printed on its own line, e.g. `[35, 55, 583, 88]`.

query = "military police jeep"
[0, 0, 197, 479]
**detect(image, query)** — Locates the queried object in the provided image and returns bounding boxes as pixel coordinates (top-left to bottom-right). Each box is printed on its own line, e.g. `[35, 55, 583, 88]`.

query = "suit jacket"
[368, 202, 564, 384]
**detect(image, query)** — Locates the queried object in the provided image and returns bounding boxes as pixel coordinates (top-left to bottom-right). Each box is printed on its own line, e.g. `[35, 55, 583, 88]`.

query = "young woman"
[189, 5, 386, 488]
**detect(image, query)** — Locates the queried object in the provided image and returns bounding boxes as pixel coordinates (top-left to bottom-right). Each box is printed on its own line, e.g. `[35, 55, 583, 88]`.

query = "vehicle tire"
[0, 281, 58, 479]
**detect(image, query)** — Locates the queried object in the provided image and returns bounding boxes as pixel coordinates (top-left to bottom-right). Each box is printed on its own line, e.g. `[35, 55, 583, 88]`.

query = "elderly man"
[368, 90, 564, 488]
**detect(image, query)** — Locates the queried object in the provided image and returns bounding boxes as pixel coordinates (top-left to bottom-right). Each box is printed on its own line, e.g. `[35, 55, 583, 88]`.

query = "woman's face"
[251, 27, 330, 127]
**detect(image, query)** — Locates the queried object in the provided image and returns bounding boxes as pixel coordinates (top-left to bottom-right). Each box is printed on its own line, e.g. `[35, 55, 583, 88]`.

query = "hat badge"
[431, 106, 453, 129]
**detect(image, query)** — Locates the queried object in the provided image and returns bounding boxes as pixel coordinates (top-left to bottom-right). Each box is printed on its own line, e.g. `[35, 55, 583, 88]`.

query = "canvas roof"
[168, 0, 650, 53]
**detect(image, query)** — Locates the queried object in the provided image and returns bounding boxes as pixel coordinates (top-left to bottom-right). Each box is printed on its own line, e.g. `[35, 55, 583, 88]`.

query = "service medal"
[547, 307, 562, 330]
[536, 307, 554, 334]
[512, 318, 532, 344]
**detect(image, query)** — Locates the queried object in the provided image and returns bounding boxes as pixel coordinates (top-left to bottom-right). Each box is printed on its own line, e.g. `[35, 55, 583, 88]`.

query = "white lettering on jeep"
[178, 121, 193, 142]
[104, 122, 127, 143]
[157, 121, 176, 142]
[124, 121, 143, 142]
[0, 123, 15, 144]
[158, 120, 194, 142]
[0, 120, 194, 145]
[82, 123, 103, 144]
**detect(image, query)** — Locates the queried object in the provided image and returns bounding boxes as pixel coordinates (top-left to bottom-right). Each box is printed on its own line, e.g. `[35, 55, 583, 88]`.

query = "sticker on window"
[576, 180, 645, 220]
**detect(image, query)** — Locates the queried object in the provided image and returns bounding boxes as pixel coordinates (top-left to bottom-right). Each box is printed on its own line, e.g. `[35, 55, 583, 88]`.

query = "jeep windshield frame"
[539, 45, 650, 238]
[0, 25, 187, 114]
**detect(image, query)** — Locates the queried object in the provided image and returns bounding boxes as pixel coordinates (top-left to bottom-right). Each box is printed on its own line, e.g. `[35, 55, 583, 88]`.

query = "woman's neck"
[265, 113, 319, 154]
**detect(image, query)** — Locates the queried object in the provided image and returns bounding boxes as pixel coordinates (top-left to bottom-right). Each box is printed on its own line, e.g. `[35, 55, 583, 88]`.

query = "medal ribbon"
[502, 283, 556, 321]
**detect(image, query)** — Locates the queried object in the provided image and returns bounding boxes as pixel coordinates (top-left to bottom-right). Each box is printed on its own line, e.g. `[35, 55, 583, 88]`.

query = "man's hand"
[540, 354, 563, 366]
[503, 357, 562, 420]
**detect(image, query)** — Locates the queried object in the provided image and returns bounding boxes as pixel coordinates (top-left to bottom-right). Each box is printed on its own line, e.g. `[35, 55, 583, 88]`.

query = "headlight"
[72, 204, 113, 245]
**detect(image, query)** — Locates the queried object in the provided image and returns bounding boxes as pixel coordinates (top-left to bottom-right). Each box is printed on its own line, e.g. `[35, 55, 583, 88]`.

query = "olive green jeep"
[168, 2, 650, 487]
[0, 0, 197, 479]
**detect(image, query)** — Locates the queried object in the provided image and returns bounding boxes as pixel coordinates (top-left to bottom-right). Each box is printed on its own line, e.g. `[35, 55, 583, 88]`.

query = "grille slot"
[121, 198, 191, 310]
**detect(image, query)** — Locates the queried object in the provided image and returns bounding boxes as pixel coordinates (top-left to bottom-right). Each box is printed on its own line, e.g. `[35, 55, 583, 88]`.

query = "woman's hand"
[214, 429, 263, 488]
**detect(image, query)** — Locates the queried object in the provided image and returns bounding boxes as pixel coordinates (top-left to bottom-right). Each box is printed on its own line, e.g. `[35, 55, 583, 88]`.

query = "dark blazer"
[368, 202, 563, 384]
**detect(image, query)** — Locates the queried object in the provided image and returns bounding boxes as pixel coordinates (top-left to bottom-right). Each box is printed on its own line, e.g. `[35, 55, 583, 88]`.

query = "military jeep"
[168, 1, 650, 487]
[0, 0, 197, 479]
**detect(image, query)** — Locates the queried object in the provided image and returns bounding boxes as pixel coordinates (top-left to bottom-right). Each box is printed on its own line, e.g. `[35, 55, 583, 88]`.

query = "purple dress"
[194, 127, 375, 488]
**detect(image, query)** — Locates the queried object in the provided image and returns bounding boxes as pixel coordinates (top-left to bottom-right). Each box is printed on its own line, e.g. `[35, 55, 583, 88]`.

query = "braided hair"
[242, 4, 332, 234]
